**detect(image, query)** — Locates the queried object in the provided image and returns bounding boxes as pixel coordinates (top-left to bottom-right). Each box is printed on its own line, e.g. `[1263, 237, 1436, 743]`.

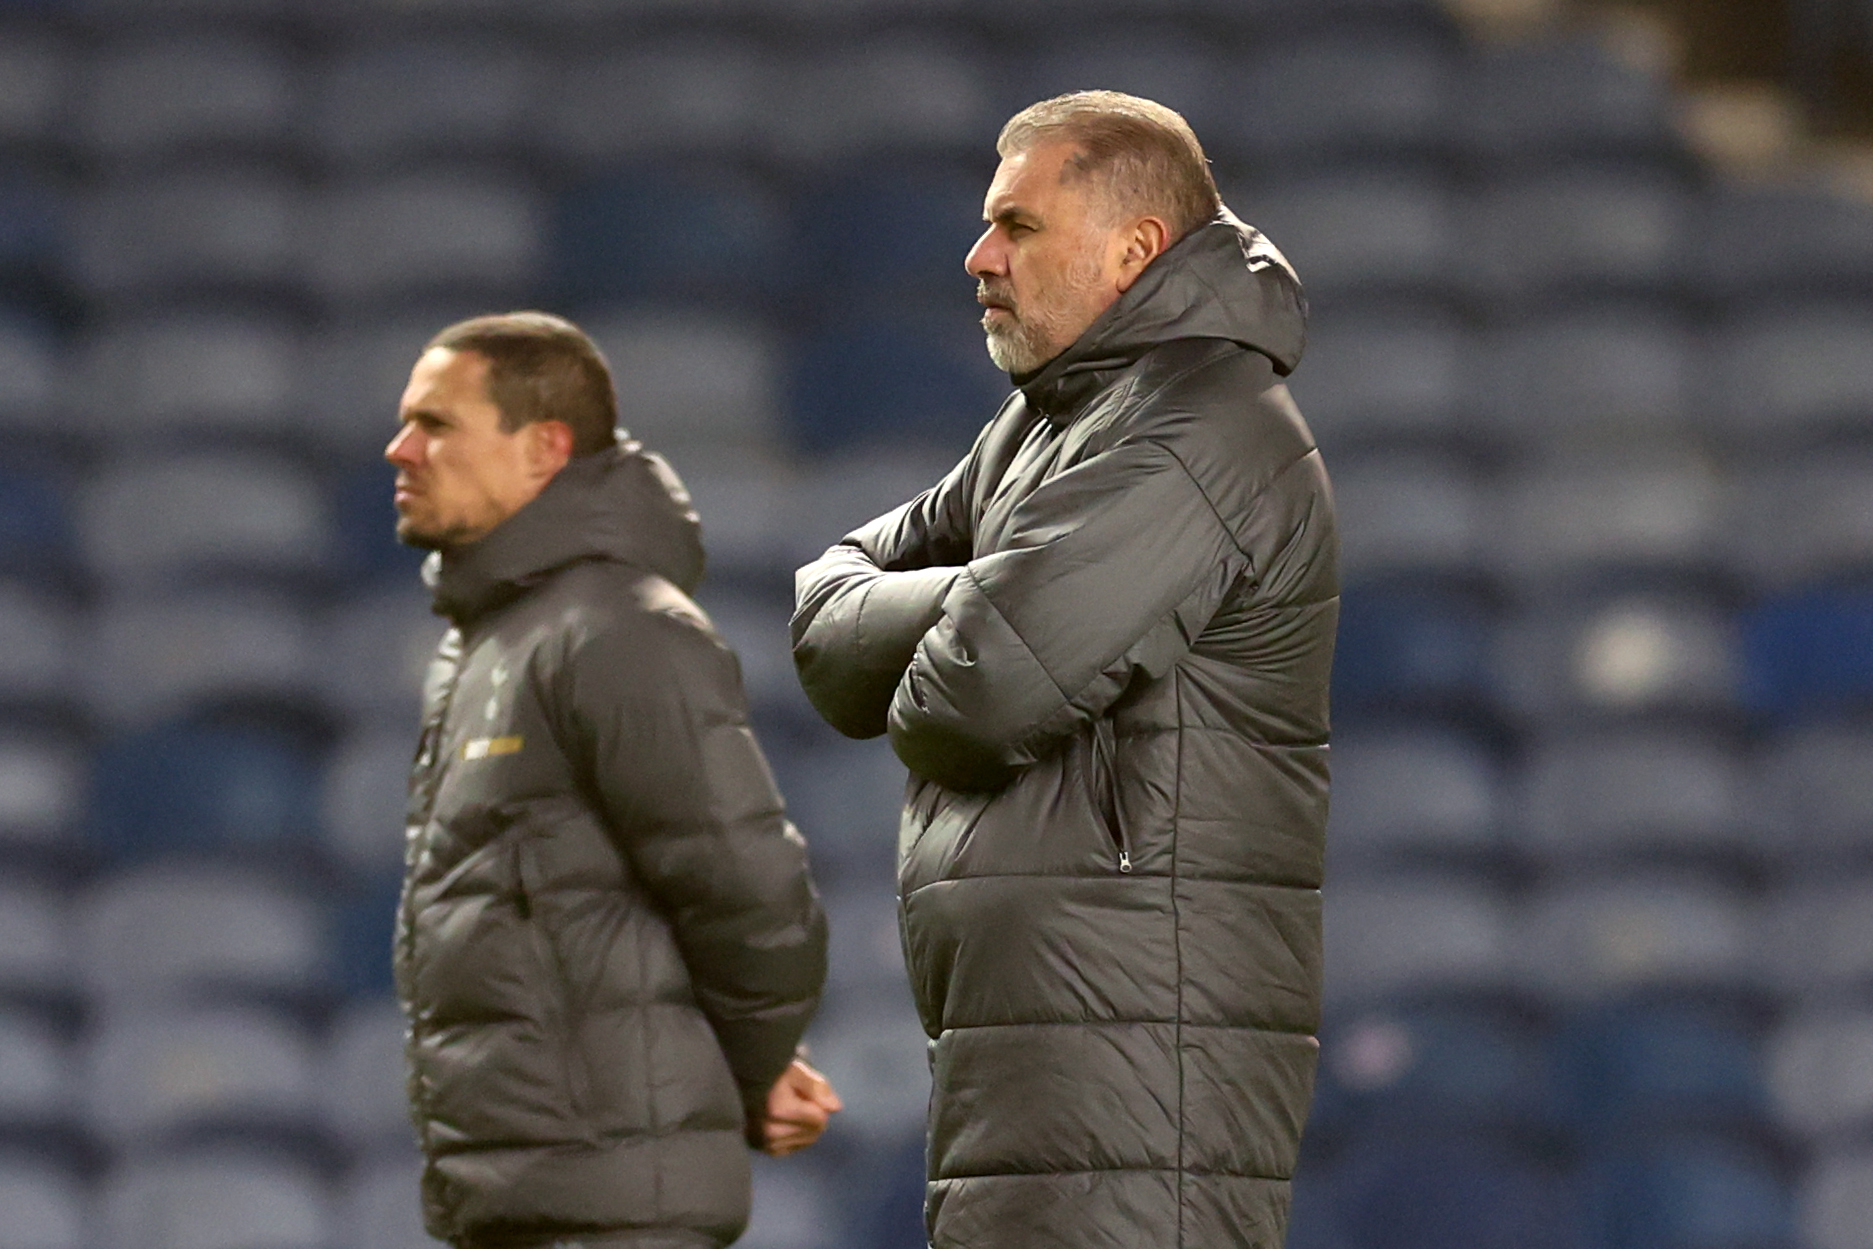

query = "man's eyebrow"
[987, 203, 1039, 227]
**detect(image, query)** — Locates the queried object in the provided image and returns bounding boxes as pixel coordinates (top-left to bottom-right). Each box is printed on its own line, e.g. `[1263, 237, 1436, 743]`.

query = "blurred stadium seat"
[553, 162, 785, 304]
[1751, 724, 1873, 860]
[79, 312, 303, 439]
[308, 37, 536, 169]
[0, 1154, 85, 1249]
[1583, 1133, 1796, 1249]
[88, 725, 323, 861]
[98, 1149, 331, 1249]
[1767, 1008, 1873, 1141]
[1326, 728, 1501, 863]
[0, 734, 84, 856]
[71, 167, 301, 304]
[307, 170, 544, 306]
[1802, 1146, 1873, 1249]
[1329, 1129, 1587, 1249]
[1236, 166, 1458, 302]
[75, 35, 296, 165]
[1518, 873, 1757, 1001]
[0, 875, 71, 1003]
[1475, 305, 1694, 448]
[86, 592, 321, 727]
[1331, 584, 1497, 717]
[1230, 31, 1455, 162]
[1459, 35, 1678, 160]
[0, 1007, 71, 1134]
[1515, 729, 1750, 863]
[77, 863, 328, 1003]
[1313, 1001, 1558, 1135]
[1285, 304, 1469, 447]
[1322, 873, 1514, 1004]
[1709, 304, 1873, 444]
[1554, 1003, 1767, 1137]
[1741, 587, 1873, 717]
[1329, 452, 1486, 578]
[83, 1003, 321, 1149]
[79, 452, 334, 587]
[321, 997, 411, 1153]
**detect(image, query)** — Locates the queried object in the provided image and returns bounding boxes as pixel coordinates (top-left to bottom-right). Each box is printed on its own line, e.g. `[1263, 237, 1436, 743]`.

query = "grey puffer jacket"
[398, 438, 826, 1248]
[792, 211, 1337, 1248]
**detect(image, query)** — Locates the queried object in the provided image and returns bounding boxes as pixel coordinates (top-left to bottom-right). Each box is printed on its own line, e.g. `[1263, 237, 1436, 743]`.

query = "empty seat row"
[1334, 583, 1873, 722]
[0, 1148, 435, 1249]
[8, 158, 1871, 321]
[1329, 723, 1873, 867]
[1322, 869, 1873, 1005]
[0, 28, 1690, 172]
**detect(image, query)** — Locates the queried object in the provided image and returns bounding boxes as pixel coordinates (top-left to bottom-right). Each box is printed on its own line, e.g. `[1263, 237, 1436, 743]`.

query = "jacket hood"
[1015, 207, 1306, 422]
[426, 432, 705, 624]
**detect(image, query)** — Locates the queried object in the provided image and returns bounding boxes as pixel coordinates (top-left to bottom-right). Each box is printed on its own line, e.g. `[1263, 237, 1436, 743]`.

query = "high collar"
[1013, 208, 1307, 425]
[425, 432, 705, 626]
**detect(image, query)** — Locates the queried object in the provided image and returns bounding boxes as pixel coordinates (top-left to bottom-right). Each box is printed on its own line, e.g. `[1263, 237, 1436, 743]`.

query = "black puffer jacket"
[793, 212, 1337, 1248]
[398, 439, 826, 1248]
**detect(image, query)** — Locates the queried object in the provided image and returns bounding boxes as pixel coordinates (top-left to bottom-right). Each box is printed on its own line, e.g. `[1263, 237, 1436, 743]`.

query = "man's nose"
[385, 423, 420, 466]
[965, 227, 1004, 279]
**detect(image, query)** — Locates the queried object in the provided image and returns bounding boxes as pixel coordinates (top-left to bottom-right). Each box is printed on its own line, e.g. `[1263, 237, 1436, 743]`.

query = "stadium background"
[4, 0, 1873, 1246]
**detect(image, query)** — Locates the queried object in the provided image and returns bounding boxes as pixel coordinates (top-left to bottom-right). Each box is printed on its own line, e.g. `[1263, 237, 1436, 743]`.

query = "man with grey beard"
[792, 92, 1339, 1247]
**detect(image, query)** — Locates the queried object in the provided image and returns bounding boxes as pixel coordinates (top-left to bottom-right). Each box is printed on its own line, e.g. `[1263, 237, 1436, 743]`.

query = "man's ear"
[1114, 215, 1171, 293]
[527, 419, 577, 479]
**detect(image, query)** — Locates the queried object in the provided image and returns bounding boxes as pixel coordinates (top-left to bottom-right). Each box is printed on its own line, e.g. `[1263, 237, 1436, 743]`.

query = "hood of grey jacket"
[425, 432, 705, 626]
[1013, 207, 1306, 421]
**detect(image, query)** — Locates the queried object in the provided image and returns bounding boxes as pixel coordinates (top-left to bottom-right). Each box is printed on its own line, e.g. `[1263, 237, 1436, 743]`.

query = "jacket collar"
[425, 432, 705, 626]
[1014, 208, 1307, 425]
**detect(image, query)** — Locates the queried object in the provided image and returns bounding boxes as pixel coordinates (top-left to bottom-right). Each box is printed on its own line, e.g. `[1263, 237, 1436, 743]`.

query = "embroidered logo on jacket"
[461, 736, 523, 761]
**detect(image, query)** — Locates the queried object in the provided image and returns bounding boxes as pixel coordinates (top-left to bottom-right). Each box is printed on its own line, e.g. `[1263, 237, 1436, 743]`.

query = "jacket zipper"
[1091, 717, 1132, 873]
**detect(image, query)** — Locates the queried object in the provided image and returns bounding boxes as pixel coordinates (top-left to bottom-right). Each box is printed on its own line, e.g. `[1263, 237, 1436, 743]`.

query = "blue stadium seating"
[1556, 1004, 1767, 1138]
[1460, 36, 1678, 160]
[787, 309, 1004, 454]
[1326, 728, 1502, 863]
[0, 162, 62, 286]
[99, 1149, 332, 1249]
[1328, 1129, 1588, 1249]
[1331, 585, 1497, 717]
[308, 37, 536, 169]
[0, 461, 71, 576]
[554, 164, 787, 305]
[329, 871, 401, 1001]
[1312, 1002, 1559, 1136]
[89, 723, 322, 860]
[1286, 303, 1470, 447]
[1741, 587, 1873, 717]
[792, 161, 987, 296]
[0, 1155, 83, 1249]
[1229, 30, 1457, 162]
[1584, 1133, 1798, 1249]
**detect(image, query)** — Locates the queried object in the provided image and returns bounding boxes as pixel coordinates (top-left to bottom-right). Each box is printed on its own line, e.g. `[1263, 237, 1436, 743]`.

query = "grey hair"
[996, 90, 1221, 240]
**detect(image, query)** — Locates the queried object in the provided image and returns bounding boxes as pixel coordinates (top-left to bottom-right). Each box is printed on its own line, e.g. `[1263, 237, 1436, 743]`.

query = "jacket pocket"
[1089, 717, 1132, 874]
[512, 836, 595, 1128]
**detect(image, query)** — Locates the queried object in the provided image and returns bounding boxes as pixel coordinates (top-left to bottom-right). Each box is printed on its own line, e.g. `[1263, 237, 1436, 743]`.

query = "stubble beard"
[979, 249, 1110, 376]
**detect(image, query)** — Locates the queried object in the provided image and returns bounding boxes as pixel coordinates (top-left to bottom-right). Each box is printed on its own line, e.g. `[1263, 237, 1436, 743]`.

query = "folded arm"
[889, 439, 1245, 791]
[791, 446, 980, 739]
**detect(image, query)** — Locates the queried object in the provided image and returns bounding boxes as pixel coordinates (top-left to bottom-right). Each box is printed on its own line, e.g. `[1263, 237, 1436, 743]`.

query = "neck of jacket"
[425, 434, 706, 627]
[1012, 207, 1307, 424]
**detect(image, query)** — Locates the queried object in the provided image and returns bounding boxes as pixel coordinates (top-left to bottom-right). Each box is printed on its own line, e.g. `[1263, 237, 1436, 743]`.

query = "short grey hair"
[996, 90, 1221, 241]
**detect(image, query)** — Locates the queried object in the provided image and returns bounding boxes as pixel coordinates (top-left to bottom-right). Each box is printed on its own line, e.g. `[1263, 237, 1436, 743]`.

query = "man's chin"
[394, 518, 448, 551]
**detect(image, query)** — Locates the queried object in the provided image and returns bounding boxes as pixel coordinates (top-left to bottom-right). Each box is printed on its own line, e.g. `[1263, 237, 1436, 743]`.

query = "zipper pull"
[1118, 850, 1133, 874]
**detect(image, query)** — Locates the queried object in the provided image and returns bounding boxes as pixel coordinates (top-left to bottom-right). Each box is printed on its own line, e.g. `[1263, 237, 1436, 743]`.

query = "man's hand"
[760, 1058, 843, 1156]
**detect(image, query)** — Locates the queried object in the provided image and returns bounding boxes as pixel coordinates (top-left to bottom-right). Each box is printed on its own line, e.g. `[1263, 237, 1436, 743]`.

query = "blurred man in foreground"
[387, 312, 836, 1249]
[792, 93, 1338, 1247]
